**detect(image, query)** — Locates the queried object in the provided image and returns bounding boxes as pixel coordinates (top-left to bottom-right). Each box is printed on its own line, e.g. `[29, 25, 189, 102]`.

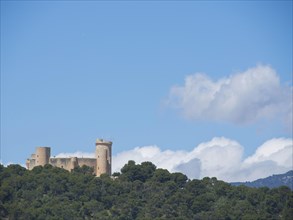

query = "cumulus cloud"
[244, 138, 293, 166]
[112, 146, 188, 175]
[240, 138, 293, 181]
[53, 137, 292, 182]
[187, 137, 244, 181]
[111, 137, 245, 182]
[175, 158, 201, 180]
[112, 137, 292, 182]
[168, 65, 292, 128]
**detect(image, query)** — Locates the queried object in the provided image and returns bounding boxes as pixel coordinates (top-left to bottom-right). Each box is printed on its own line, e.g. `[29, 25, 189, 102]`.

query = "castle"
[26, 139, 112, 176]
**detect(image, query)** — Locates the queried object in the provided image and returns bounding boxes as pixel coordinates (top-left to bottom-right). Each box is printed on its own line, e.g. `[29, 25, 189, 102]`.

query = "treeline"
[0, 161, 292, 219]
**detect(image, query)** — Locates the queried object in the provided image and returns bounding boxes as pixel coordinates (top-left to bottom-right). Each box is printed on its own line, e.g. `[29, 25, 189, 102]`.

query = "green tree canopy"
[0, 161, 292, 219]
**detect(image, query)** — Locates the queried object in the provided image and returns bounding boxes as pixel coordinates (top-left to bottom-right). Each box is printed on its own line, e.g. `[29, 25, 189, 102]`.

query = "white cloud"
[112, 146, 187, 175]
[188, 137, 244, 181]
[112, 137, 292, 182]
[111, 137, 245, 182]
[53, 137, 292, 182]
[168, 65, 292, 128]
[244, 138, 292, 166]
[0, 160, 26, 168]
[0, 161, 14, 166]
[240, 138, 293, 181]
[55, 151, 94, 158]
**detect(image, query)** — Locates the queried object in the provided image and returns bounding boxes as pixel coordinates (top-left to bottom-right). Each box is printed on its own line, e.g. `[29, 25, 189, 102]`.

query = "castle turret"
[95, 139, 112, 176]
[70, 157, 78, 171]
[35, 147, 51, 166]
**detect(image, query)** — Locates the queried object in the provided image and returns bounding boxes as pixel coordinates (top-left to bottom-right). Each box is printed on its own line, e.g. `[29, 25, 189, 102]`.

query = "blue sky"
[1, 1, 292, 181]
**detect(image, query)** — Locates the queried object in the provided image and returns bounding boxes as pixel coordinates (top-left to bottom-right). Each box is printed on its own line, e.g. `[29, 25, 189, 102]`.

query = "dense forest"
[0, 161, 292, 220]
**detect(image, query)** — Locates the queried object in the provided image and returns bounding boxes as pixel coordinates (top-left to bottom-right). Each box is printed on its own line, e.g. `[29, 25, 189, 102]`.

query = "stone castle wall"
[48, 157, 97, 173]
[26, 139, 112, 176]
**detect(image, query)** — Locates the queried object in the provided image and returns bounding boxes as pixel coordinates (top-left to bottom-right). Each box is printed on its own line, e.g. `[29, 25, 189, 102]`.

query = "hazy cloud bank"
[55, 137, 292, 182]
[167, 65, 292, 129]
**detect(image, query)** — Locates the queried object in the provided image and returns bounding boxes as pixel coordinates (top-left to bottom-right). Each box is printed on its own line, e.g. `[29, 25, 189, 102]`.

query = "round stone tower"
[95, 139, 112, 176]
[35, 147, 51, 166]
[70, 157, 78, 171]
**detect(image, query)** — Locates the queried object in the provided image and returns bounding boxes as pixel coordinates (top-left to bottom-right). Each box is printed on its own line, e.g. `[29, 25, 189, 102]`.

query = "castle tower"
[69, 157, 78, 171]
[95, 139, 112, 176]
[35, 147, 51, 166]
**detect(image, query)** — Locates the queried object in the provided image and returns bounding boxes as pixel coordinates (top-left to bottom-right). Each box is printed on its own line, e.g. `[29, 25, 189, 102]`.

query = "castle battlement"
[26, 139, 112, 176]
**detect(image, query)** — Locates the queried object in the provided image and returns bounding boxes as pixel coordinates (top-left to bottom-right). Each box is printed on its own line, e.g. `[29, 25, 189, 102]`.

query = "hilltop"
[231, 170, 293, 190]
[0, 161, 292, 219]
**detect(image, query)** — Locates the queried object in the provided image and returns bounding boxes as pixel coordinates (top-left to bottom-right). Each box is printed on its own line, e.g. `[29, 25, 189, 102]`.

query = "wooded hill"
[0, 161, 292, 219]
[231, 170, 293, 190]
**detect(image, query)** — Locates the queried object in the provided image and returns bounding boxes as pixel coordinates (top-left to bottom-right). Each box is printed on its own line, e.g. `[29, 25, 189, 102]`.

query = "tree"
[171, 172, 188, 187]
[151, 169, 171, 183]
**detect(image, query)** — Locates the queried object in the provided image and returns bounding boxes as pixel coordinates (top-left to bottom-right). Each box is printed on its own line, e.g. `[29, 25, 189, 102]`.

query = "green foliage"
[72, 165, 94, 175]
[120, 160, 157, 182]
[0, 161, 292, 219]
